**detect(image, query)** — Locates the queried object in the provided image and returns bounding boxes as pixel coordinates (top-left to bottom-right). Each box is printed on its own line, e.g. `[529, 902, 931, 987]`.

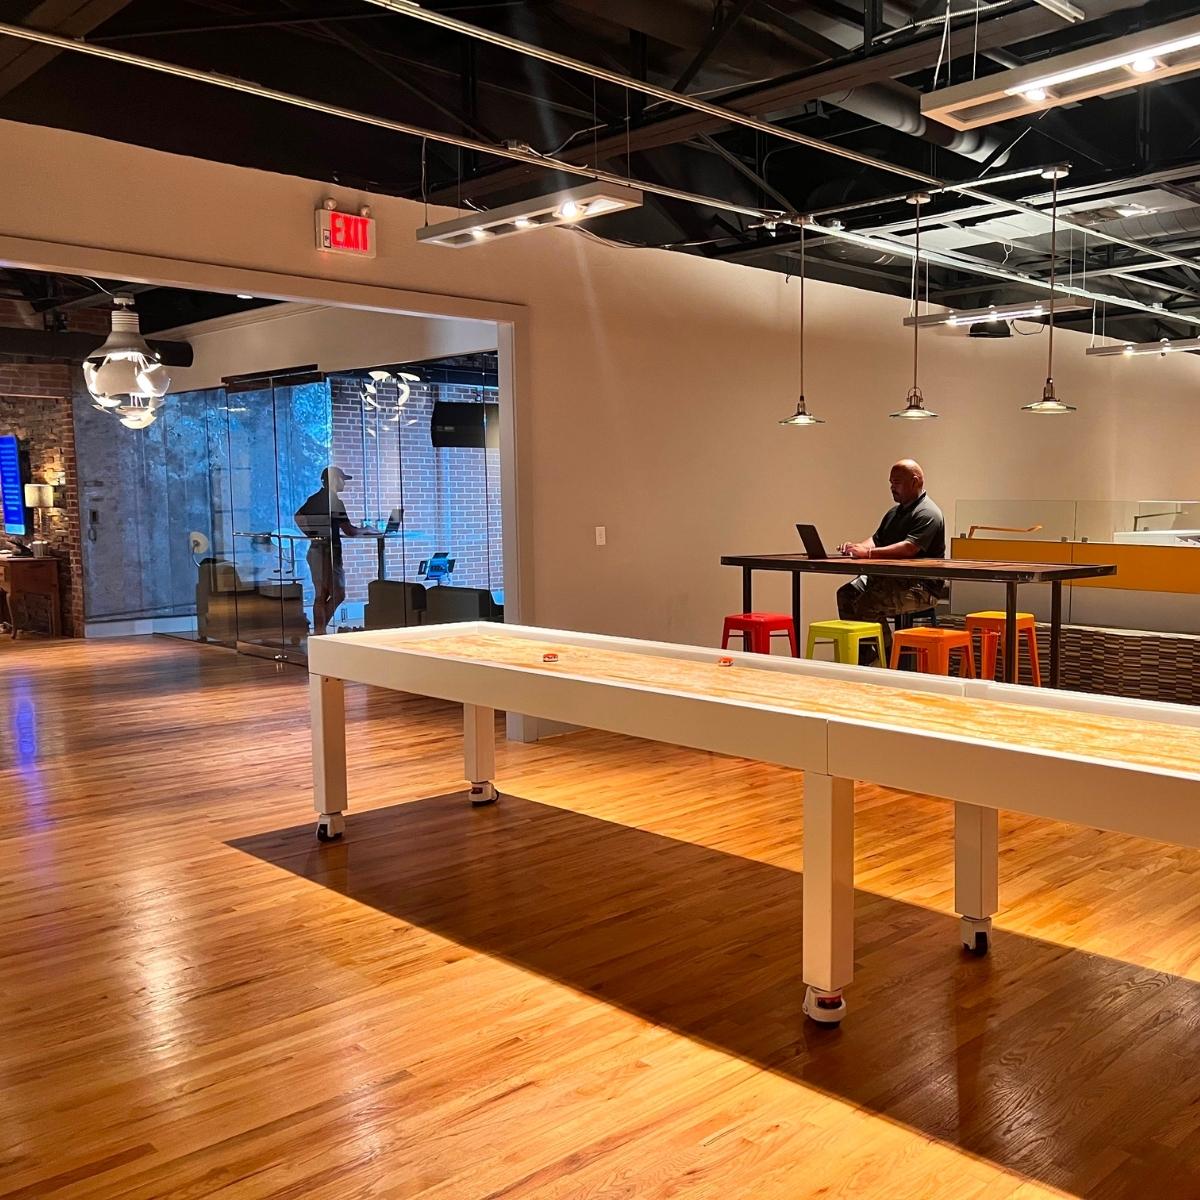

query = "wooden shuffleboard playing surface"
[374, 628, 1200, 777]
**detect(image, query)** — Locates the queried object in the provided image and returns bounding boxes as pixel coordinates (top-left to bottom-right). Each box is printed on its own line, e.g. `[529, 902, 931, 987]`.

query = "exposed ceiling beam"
[0, 326, 193, 365]
[691, 133, 796, 210]
[93, 6, 385, 41]
[673, 0, 758, 93]
[0, 0, 132, 98]
[425, 0, 1148, 204]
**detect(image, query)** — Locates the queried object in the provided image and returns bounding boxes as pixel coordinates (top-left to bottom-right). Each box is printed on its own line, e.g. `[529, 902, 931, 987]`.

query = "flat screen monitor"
[0, 435, 27, 536]
[418, 553, 455, 582]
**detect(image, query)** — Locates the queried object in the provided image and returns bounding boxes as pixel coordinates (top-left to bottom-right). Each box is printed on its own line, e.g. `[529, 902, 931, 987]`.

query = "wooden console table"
[0, 556, 62, 637]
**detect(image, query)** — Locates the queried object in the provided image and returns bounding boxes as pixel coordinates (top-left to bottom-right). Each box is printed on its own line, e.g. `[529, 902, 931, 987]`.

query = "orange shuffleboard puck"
[718, 656, 734, 666]
[542, 652, 559, 663]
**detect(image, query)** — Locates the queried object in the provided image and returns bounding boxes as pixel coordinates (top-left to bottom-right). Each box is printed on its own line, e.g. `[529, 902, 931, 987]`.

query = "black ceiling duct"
[431, 401, 500, 449]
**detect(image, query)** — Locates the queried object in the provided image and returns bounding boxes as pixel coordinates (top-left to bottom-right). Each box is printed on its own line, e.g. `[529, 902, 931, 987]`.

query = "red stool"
[721, 612, 798, 656]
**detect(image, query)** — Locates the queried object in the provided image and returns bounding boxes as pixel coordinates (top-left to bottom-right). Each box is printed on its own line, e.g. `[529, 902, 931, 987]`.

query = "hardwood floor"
[4, 636, 1200, 1198]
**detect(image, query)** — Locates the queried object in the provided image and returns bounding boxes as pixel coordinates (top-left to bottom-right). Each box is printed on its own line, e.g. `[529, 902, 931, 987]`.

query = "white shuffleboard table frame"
[307, 621, 1200, 1025]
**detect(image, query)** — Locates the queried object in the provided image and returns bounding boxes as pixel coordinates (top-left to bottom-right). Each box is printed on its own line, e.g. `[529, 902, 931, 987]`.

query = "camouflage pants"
[836, 575, 941, 659]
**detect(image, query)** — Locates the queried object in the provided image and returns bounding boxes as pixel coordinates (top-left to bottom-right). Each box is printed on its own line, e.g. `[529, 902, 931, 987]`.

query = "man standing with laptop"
[836, 459, 946, 662]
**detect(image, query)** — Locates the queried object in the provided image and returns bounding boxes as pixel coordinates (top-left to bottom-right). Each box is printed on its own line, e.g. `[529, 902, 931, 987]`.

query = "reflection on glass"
[75, 352, 503, 658]
[952, 500, 1077, 543]
[956, 499, 1200, 547]
[1077, 500, 1200, 545]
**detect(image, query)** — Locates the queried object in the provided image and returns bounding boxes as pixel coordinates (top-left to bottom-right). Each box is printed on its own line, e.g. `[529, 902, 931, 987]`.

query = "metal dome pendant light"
[82, 293, 171, 427]
[891, 193, 938, 420]
[1023, 165, 1076, 414]
[780, 219, 825, 426]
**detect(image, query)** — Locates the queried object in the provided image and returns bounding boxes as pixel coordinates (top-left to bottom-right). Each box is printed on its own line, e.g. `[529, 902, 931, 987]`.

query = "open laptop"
[796, 524, 844, 559]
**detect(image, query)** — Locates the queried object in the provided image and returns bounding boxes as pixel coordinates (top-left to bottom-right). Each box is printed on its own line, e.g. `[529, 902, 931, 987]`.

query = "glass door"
[223, 366, 325, 663]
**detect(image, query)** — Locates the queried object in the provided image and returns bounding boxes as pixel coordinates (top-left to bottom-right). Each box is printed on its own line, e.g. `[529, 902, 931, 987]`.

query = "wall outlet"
[595, 525, 606, 546]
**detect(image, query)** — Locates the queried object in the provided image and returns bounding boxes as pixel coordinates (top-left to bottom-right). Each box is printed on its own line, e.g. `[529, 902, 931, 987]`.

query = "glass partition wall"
[75, 352, 503, 662]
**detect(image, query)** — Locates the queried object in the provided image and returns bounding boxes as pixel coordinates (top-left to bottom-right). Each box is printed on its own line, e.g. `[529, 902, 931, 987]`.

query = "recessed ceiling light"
[236, 293, 254, 300]
[1129, 56, 1159, 73]
[1023, 87, 1050, 103]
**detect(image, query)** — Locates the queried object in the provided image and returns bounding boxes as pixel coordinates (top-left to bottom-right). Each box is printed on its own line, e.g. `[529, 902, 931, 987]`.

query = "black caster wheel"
[469, 783, 499, 807]
[315, 814, 345, 842]
[967, 931, 990, 956]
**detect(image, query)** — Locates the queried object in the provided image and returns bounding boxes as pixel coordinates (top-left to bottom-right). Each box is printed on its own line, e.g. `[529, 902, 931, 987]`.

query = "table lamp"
[24, 483, 54, 556]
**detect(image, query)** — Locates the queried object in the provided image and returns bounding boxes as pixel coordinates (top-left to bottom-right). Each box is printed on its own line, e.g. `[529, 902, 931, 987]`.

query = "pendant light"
[891, 193, 938, 420]
[779, 219, 825, 426]
[82, 293, 172, 428]
[1023, 166, 1076, 414]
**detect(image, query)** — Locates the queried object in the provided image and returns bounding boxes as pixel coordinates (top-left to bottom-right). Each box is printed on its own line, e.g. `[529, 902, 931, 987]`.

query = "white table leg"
[802, 771, 855, 1025]
[311, 673, 347, 842]
[955, 801, 999, 955]
[464, 703, 499, 806]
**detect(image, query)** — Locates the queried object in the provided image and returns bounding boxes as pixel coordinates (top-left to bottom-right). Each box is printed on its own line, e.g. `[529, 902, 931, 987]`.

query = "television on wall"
[0, 434, 28, 536]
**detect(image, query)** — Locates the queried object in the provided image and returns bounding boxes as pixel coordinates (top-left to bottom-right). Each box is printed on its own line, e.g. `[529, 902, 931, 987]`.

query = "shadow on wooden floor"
[232, 794, 1200, 1199]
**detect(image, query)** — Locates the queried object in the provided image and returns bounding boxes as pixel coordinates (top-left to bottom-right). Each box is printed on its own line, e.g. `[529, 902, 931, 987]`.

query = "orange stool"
[889, 627, 976, 676]
[721, 612, 798, 656]
[965, 611, 1041, 686]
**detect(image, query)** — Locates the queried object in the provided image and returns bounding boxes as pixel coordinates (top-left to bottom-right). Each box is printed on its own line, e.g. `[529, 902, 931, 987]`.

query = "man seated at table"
[836, 458, 946, 662]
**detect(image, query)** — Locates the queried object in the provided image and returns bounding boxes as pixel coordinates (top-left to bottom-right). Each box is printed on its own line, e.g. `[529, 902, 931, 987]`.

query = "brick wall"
[0, 295, 109, 637]
[329, 373, 503, 606]
[0, 356, 84, 635]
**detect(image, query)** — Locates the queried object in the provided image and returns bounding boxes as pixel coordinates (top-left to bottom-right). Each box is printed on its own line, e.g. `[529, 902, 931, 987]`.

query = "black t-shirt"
[872, 493, 946, 595]
[872, 492, 945, 558]
[296, 489, 351, 558]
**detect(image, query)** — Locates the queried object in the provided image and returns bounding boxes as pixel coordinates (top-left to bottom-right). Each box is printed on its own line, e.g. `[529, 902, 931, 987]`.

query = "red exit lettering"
[315, 207, 376, 257]
[330, 212, 368, 250]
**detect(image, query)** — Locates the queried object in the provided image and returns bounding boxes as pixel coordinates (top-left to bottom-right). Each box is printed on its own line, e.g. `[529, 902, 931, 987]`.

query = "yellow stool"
[806, 619, 886, 666]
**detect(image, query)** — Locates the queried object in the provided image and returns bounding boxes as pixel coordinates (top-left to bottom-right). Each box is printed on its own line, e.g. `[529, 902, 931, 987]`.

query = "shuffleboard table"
[309, 623, 1200, 1025]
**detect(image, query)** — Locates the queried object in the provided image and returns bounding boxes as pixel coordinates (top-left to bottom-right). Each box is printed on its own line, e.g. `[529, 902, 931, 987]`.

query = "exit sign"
[315, 208, 376, 258]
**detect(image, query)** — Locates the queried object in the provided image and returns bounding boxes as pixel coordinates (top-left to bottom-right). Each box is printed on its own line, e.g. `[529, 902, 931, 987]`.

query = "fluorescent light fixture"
[1086, 337, 1200, 357]
[1030, 0, 1084, 22]
[921, 15, 1200, 130]
[903, 295, 1090, 328]
[417, 182, 643, 247]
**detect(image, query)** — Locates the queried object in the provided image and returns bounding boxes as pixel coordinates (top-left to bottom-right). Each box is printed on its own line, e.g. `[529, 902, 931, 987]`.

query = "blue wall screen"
[0, 435, 27, 536]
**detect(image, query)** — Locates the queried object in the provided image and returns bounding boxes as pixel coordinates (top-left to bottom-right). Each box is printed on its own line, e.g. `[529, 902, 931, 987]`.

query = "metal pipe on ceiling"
[362, 0, 945, 186]
[800, 220, 1200, 328]
[0, 21, 766, 221]
[365, 1, 1200, 281]
[0, 19, 1189, 329]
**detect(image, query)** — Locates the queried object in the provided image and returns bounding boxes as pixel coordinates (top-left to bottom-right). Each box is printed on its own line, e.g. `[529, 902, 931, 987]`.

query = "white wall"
[159, 303, 496, 392]
[3, 119, 1200, 644]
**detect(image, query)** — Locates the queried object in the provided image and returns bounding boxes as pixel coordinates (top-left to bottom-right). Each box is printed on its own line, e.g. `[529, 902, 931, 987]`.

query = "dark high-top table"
[720, 554, 1117, 686]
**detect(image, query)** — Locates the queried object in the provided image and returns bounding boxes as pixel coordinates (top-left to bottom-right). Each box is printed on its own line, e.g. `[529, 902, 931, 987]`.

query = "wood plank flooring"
[4, 636, 1200, 1198]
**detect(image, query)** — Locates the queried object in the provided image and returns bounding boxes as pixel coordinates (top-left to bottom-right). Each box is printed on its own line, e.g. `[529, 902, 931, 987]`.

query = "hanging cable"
[1048, 170, 1057, 383]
